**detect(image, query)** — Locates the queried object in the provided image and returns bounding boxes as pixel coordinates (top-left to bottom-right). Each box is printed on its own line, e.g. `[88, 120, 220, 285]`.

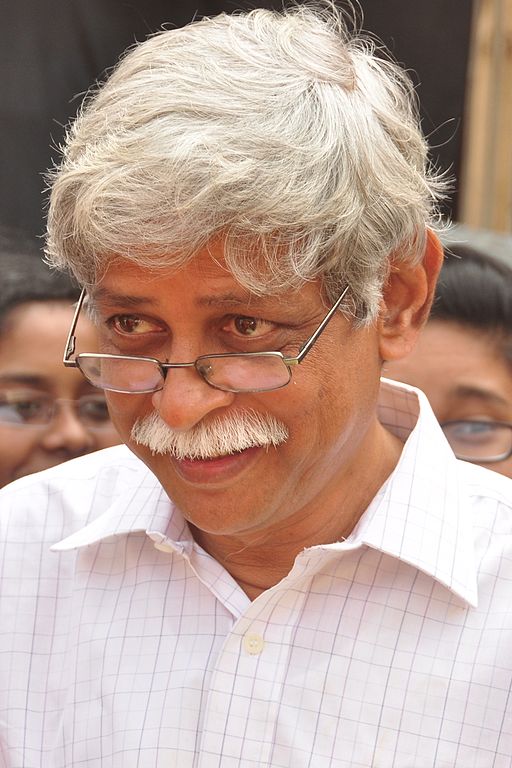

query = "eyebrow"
[0, 374, 49, 388]
[452, 384, 510, 408]
[197, 293, 262, 309]
[90, 289, 157, 308]
[91, 288, 265, 310]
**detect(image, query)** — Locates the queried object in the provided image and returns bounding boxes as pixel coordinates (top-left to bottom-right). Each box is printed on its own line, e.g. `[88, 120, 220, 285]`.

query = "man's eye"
[111, 315, 158, 334]
[231, 316, 275, 337]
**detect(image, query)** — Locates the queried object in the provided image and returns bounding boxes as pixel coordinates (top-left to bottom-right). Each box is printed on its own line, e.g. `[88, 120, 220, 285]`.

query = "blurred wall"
[1, 0, 473, 240]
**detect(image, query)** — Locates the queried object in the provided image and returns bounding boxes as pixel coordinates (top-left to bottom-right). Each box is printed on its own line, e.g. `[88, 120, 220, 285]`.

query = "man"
[1, 6, 511, 767]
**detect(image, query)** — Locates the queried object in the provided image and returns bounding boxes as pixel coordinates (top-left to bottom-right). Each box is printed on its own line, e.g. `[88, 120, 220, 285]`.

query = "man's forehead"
[99, 246, 230, 282]
[91, 285, 269, 309]
[90, 254, 323, 312]
[89, 285, 324, 319]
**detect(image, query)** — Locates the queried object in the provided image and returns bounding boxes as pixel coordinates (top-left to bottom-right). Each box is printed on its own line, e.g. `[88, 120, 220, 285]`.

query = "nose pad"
[151, 365, 235, 432]
[40, 403, 96, 455]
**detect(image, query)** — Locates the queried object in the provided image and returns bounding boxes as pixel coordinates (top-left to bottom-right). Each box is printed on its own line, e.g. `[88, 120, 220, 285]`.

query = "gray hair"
[46, 4, 447, 322]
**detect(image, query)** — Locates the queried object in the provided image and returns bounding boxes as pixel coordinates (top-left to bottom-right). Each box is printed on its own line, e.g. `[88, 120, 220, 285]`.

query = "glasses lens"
[77, 355, 163, 393]
[77, 394, 112, 427]
[0, 391, 53, 426]
[443, 420, 512, 462]
[197, 353, 291, 393]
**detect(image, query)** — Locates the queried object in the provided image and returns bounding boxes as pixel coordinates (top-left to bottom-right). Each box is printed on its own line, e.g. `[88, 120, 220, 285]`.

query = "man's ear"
[378, 229, 444, 362]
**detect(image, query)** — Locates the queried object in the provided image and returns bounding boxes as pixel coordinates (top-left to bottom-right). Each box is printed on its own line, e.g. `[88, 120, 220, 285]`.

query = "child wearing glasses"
[0, 227, 120, 486]
[385, 242, 512, 477]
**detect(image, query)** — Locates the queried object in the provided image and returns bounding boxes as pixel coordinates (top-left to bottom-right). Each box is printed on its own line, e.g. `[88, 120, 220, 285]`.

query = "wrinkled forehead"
[88, 246, 245, 298]
[87, 248, 326, 317]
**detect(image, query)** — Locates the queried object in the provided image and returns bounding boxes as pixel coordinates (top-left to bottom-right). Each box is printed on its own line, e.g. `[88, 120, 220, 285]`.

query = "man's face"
[93, 245, 386, 540]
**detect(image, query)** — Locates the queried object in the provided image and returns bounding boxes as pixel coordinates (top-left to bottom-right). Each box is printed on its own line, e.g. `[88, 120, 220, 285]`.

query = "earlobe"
[378, 230, 444, 362]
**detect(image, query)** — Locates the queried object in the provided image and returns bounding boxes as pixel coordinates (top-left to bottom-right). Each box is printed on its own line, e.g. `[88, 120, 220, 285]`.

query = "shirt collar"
[51, 464, 191, 554]
[344, 379, 478, 606]
[52, 380, 478, 606]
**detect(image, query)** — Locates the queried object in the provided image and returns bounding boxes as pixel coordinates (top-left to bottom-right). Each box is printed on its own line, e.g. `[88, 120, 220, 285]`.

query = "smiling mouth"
[177, 445, 259, 462]
[170, 445, 264, 484]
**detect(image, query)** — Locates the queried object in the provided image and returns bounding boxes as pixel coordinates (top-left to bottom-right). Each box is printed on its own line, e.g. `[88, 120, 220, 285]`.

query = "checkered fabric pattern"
[1, 380, 511, 767]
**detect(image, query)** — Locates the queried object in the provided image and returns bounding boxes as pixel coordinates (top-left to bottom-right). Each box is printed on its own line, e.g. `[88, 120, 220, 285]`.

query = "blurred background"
[1, 0, 511, 248]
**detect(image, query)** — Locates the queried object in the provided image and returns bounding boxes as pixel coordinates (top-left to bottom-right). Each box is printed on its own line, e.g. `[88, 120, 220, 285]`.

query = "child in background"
[385, 243, 512, 478]
[0, 227, 119, 486]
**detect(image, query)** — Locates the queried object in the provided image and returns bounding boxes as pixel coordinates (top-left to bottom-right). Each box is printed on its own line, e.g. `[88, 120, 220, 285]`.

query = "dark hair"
[0, 225, 79, 332]
[431, 243, 512, 362]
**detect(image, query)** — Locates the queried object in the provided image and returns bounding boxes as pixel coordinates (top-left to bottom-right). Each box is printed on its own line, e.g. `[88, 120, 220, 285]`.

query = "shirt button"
[154, 541, 174, 553]
[243, 633, 265, 655]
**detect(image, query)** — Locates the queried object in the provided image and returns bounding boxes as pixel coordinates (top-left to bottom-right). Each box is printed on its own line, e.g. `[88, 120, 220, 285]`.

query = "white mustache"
[131, 408, 289, 460]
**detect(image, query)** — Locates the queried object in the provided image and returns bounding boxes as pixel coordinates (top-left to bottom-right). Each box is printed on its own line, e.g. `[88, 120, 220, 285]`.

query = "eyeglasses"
[63, 285, 350, 394]
[0, 391, 112, 429]
[441, 420, 512, 463]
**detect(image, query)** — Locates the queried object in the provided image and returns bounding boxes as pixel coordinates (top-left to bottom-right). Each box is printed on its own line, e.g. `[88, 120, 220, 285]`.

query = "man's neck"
[190, 423, 404, 600]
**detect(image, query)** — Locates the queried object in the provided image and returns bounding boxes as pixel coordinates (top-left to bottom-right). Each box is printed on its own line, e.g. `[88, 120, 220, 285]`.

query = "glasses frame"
[63, 285, 349, 394]
[440, 419, 512, 463]
[0, 392, 113, 430]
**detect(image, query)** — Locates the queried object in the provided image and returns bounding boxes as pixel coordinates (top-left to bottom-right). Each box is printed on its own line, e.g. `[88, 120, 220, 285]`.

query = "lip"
[170, 445, 263, 485]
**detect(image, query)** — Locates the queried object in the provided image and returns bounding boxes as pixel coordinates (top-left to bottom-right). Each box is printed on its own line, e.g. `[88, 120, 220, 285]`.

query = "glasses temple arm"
[63, 287, 87, 365]
[293, 284, 350, 363]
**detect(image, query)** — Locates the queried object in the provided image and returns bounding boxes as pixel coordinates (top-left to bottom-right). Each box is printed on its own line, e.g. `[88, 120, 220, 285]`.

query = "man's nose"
[40, 403, 96, 456]
[151, 365, 235, 432]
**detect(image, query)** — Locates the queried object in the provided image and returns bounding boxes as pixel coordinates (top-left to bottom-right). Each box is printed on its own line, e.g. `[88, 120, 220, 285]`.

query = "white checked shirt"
[1, 380, 512, 768]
